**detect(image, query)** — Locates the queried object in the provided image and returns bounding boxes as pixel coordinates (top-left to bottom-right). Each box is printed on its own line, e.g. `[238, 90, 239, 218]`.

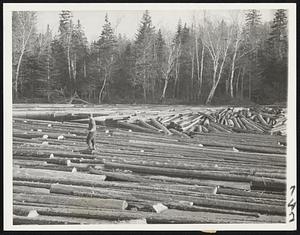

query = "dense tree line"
[12, 9, 288, 104]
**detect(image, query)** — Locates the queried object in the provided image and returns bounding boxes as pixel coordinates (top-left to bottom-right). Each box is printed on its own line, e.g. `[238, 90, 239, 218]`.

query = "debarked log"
[13, 186, 50, 194]
[13, 205, 144, 221]
[13, 193, 128, 210]
[13, 167, 106, 186]
[13, 215, 147, 225]
[104, 161, 285, 187]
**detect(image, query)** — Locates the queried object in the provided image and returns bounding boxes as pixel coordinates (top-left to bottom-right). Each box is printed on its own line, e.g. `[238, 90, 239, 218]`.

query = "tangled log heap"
[12, 104, 287, 225]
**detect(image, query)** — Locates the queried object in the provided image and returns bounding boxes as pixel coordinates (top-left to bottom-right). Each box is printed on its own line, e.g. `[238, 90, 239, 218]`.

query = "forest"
[12, 9, 288, 105]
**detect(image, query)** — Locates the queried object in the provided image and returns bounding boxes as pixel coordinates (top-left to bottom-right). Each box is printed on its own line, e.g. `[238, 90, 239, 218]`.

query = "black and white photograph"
[3, 3, 297, 230]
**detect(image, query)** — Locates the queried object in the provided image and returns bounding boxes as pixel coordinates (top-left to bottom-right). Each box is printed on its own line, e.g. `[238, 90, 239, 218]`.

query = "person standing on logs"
[86, 113, 97, 150]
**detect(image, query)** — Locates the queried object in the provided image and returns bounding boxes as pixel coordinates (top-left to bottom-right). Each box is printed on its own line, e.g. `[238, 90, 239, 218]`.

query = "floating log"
[13, 205, 144, 221]
[166, 202, 259, 218]
[216, 187, 285, 200]
[13, 181, 51, 189]
[89, 167, 147, 182]
[14, 193, 128, 210]
[13, 168, 106, 186]
[104, 161, 284, 186]
[13, 186, 50, 195]
[250, 179, 286, 192]
[13, 215, 147, 225]
[146, 175, 251, 190]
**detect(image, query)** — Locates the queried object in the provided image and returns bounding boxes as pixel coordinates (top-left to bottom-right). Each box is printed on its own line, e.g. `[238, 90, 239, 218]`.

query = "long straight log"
[13, 149, 97, 160]
[146, 175, 251, 190]
[13, 181, 51, 189]
[14, 193, 128, 210]
[166, 203, 259, 218]
[13, 168, 106, 186]
[13, 205, 144, 221]
[104, 162, 285, 188]
[216, 187, 285, 200]
[13, 215, 147, 225]
[250, 179, 286, 192]
[13, 186, 50, 194]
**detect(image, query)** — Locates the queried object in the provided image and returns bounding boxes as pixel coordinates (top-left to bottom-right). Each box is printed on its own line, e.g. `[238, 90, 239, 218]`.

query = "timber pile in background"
[12, 104, 287, 224]
[13, 104, 287, 137]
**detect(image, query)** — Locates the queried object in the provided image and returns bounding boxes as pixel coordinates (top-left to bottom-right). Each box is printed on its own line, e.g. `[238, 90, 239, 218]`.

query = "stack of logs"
[12, 104, 287, 225]
[107, 107, 286, 137]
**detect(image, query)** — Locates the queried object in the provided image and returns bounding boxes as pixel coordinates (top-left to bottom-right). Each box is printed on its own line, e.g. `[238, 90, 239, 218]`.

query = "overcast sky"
[36, 9, 276, 42]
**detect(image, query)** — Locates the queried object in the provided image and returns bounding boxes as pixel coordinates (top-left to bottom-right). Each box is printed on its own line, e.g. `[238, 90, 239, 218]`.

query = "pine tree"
[172, 20, 183, 99]
[33, 25, 54, 101]
[268, 9, 288, 60]
[177, 23, 192, 101]
[134, 10, 156, 102]
[71, 19, 89, 97]
[244, 9, 262, 101]
[111, 42, 135, 102]
[97, 13, 117, 103]
[154, 29, 166, 99]
[260, 9, 288, 103]
[58, 10, 74, 96]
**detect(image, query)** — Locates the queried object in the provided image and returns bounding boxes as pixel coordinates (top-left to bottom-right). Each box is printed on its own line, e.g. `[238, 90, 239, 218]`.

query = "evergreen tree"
[177, 23, 192, 101]
[134, 10, 156, 102]
[268, 9, 288, 60]
[58, 10, 75, 96]
[71, 19, 89, 97]
[111, 42, 135, 102]
[33, 25, 54, 101]
[260, 9, 288, 103]
[243, 9, 262, 101]
[97, 13, 117, 103]
[154, 29, 166, 99]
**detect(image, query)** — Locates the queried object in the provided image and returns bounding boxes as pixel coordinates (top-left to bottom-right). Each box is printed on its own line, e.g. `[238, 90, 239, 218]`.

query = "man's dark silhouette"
[86, 113, 96, 150]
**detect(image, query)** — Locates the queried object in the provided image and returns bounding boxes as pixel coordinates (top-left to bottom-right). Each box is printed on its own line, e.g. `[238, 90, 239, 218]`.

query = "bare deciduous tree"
[12, 11, 36, 100]
[203, 18, 232, 104]
[229, 11, 243, 98]
[160, 42, 179, 101]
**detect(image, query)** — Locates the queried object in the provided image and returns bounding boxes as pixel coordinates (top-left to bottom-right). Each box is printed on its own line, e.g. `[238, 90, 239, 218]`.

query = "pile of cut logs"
[12, 104, 287, 225]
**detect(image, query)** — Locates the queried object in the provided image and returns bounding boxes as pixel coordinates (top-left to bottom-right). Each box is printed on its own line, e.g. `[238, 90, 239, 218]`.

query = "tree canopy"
[12, 10, 288, 105]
